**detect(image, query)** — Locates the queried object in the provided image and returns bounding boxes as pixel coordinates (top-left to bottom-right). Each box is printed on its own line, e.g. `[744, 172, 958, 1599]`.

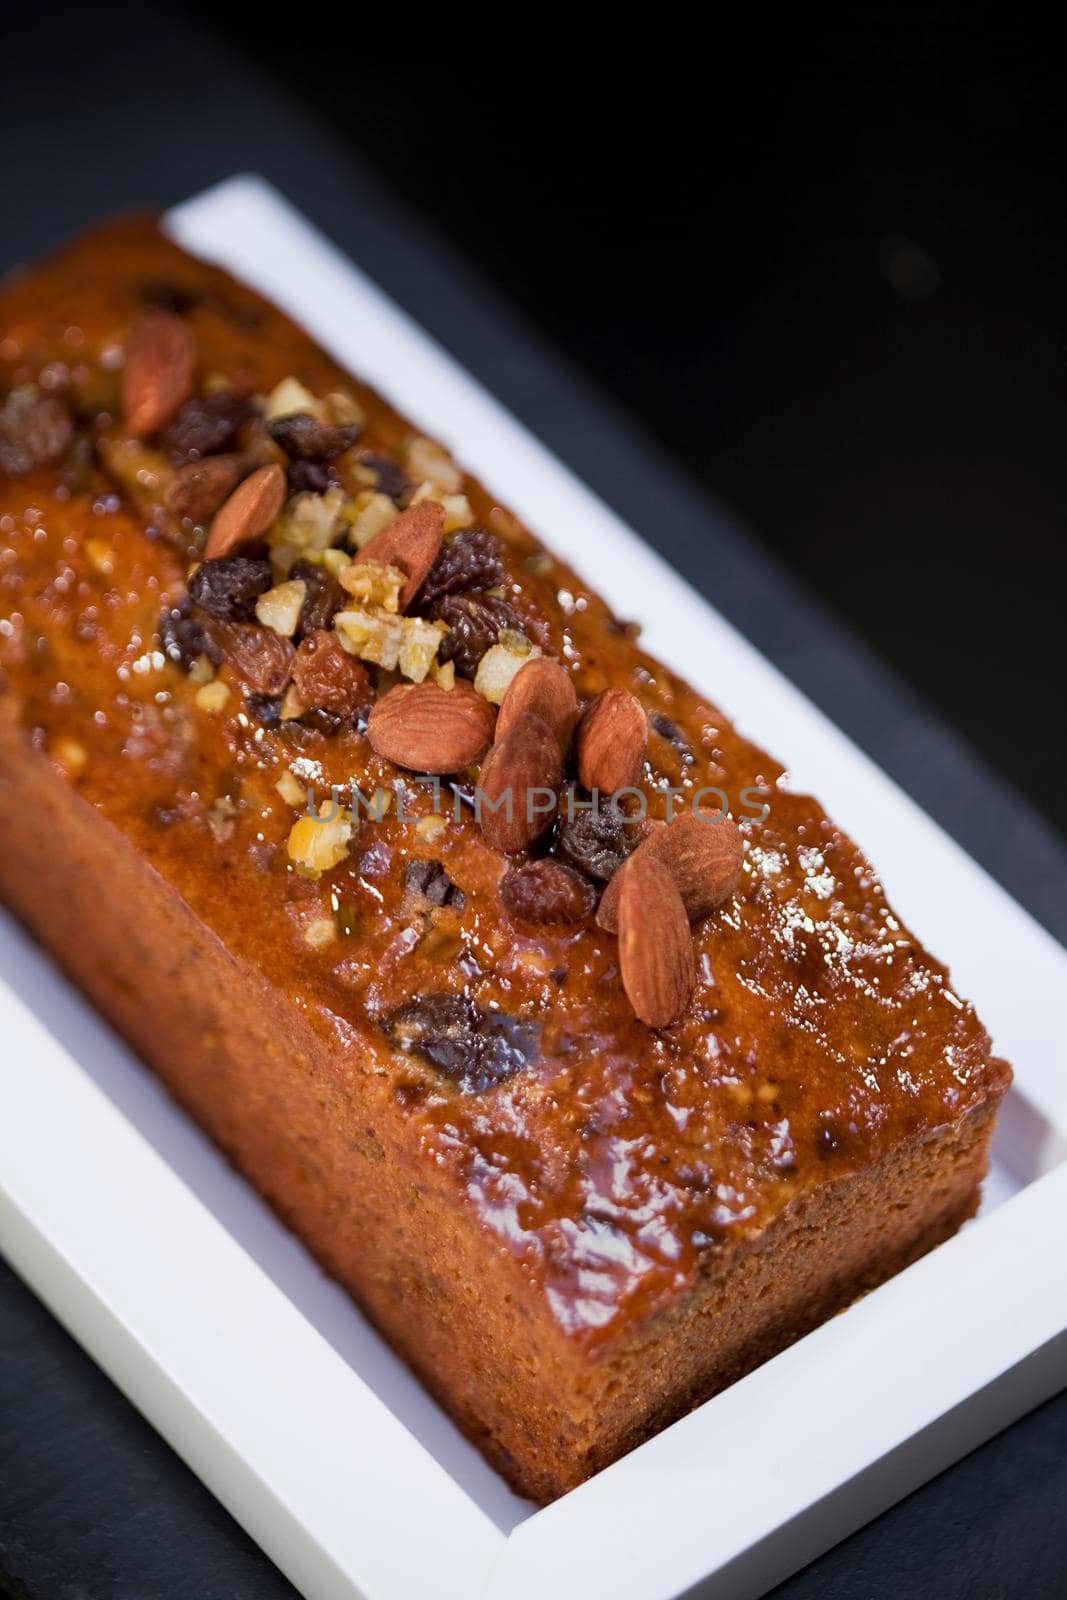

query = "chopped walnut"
[334, 608, 447, 682]
[474, 636, 541, 704]
[271, 486, 348, 554]
[255, 578, 307, 637]
[275, 769, 306, 807]
[264, 377, 324, 422]
[338, 559, 404, 613]
[404, 435, 462, 494]
[195, 680, 230, 713]
[345, 490, 397, 549]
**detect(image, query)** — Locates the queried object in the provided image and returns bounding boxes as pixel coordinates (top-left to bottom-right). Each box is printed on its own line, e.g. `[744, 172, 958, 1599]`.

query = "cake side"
[0, 218, 1011, 1498]
[0, 712, 1001, 1499]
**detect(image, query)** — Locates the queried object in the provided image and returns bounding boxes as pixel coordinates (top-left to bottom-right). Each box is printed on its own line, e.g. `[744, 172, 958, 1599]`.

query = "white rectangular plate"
[2, 175, 1065, 1600]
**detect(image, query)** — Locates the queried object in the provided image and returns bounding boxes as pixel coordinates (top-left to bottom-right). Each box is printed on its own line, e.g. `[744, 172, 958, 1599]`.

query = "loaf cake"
[0, 219, 1010, 1502]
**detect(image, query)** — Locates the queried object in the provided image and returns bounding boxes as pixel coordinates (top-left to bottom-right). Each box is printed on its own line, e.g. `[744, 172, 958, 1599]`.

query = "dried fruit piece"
[286, 460, 333, 496]
[211, 620, 295, 694]
[159, 601, 221, 671]
[381, 994, 537, 1093]
[476, 711, 563, 853]
[160, 390, 252, 462]
[0, 387, 74, 475]
[500, 859, 596, 926]
[367, 681, 496, 773]
[598, 812, 743, 932]
[575, 688, 647, 794]
[121, 311, 198, 436]
[617, 854, 695, 1027]
[416, 527, 505, 608]
[188, 556, 272, 621]
[436, 594, 529, 678]
[292, 629, 372, 716]
[554, 800, 631, 881]
[404, 859, 465, 912]
[267, 412, 360, 462]
[204, 463, 287, 559]
[495, 657, 578, 751]
[352, 449, 409, 502]
[287, 805, 353, 876]
[289, 561, 345, 636]
[167, 453, 251, 524]
[354, 500, 445, 612]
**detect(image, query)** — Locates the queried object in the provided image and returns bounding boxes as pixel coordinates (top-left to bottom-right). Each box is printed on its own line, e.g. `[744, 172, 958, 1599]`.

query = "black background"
[211, 18, 1067, 836]
[1, 7, 1066, 1597]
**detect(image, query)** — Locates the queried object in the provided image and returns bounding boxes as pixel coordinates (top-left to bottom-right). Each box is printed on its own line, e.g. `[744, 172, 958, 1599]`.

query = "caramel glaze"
[0, 220, 1009, 1349]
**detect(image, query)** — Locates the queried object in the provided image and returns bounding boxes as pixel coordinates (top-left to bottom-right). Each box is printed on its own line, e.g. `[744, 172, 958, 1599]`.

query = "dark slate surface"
[1, 5, 1065, 1597]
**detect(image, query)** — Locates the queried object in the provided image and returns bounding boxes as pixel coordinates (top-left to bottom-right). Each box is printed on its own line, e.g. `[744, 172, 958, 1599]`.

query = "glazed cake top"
[0, 220, 1008, 1346]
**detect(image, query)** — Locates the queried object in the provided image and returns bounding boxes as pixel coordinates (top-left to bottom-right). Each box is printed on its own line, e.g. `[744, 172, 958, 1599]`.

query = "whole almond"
[167, 453, 252, 525]
[495, 656, 579, 752]
[355, 501, 445, 612]
[204, 463, 287, 560]
[618, 853, 695, 1028]
[598, 811, 742, 932]
[575, 687, 647, 794]
[368, 680, 496, 773]
[476, 710, 563, 852]
[122, 311, 198, 436]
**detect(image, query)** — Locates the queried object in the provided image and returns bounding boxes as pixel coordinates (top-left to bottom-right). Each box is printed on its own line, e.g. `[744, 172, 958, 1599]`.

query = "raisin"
[404, 858, 466, 912]
[159, 601, 221, 671]
[167, 453, 249, 525]
[298, 707, 346, 737]
[159, 391, 252, 463]
[435, 594, 528, 678]
[554, 800, 631, 881]
[381, 994, 538, 1093]
[246, 692, 282, 727]
[416, 528, 504, 609]
[0, 388, 74, 476]
[650, 712, 693, 758]
[139, 278, 200, 315]
[289, 560, 345, 635]
[501, 859, 597, 925]
[355, 449, 409, 502]
[188, 556, 272, 621]
[286, 459, 334, 496]
[211, 621, 294, 694]
[292, 629, 372, 716]
[268, 413, 361, 462]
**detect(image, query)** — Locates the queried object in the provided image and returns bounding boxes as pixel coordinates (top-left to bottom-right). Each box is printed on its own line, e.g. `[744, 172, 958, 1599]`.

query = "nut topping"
[598, 812, 742, 932]
[204, 463, 287, 559]
[617, 853, 695, 1028]
[354, 500, 445, 612]
[495, 657, 578, 752]
[476, 710, 564, 853]
[575, 687, 648, 794]
[367, 680, 496, 773]
[167, 453, 252, 525]
[121, 311, 198, 436]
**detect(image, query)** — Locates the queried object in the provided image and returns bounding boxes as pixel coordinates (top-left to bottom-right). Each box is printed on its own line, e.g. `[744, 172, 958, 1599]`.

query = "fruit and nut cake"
[0, 219, 1010, 1501]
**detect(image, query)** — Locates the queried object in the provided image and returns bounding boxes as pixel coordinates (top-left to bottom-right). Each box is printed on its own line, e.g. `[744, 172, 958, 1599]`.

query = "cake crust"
[0, 219, 1010, 1500]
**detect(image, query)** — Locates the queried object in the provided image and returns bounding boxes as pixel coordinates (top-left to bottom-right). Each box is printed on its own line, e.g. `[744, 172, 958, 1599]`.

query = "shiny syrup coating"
[0, 220, 1008, 1347]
